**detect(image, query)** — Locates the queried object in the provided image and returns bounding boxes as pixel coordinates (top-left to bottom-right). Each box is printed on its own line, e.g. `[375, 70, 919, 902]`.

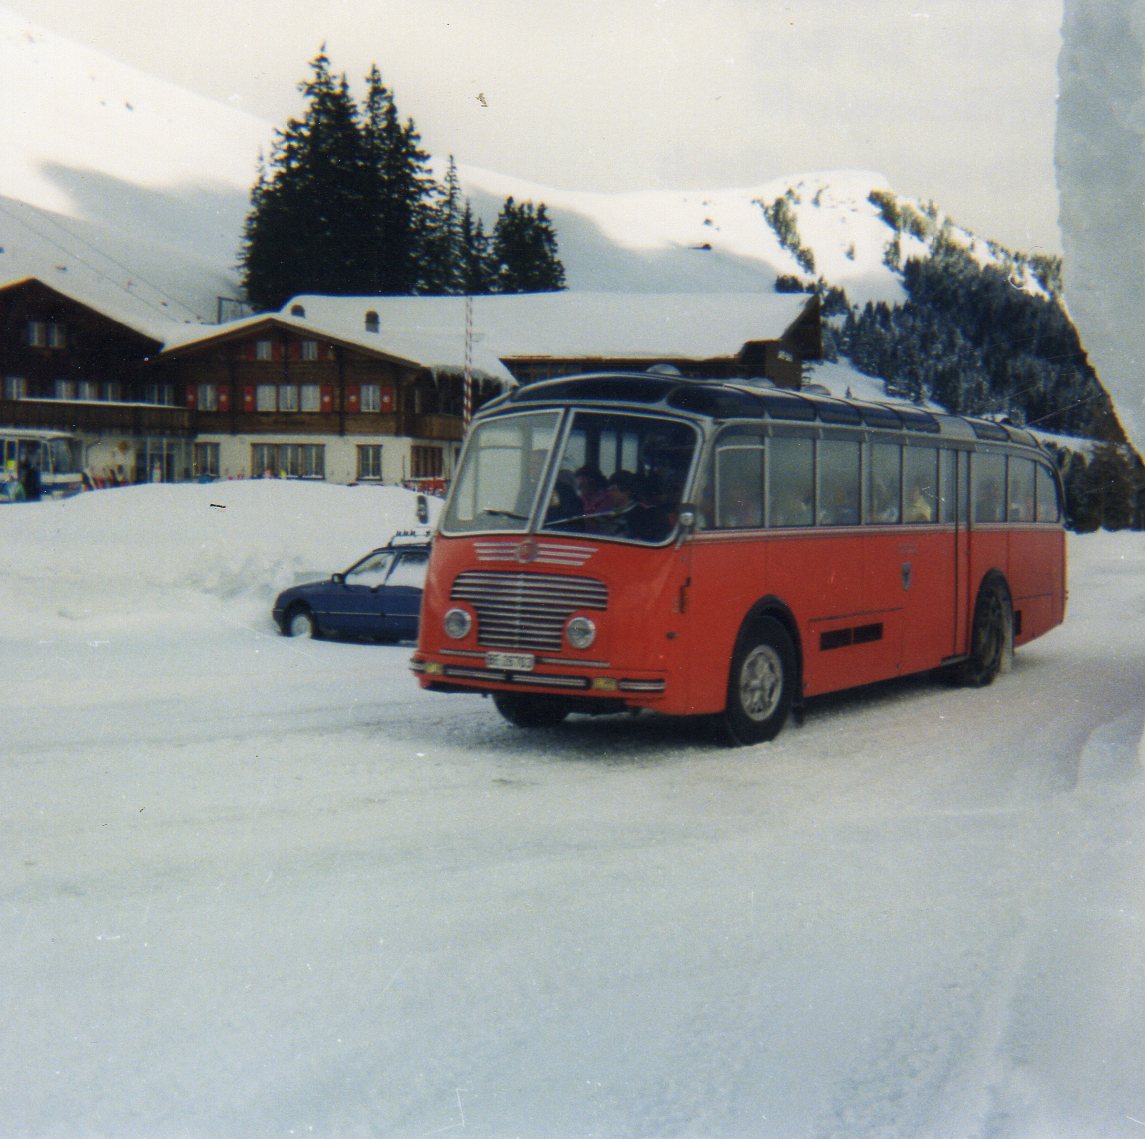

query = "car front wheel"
[285, 605, 317, 638]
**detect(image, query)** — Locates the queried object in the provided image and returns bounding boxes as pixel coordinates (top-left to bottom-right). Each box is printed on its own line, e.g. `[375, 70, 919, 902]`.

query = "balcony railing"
[0, 398, 192, 435]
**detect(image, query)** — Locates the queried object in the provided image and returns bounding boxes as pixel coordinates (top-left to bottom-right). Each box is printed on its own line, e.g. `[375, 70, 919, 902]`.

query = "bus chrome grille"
[451, 571, 608, 652]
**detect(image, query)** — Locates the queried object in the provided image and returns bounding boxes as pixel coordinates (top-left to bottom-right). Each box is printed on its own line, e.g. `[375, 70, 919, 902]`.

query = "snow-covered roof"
[160, 291, 815, 386]
[0, 271, 197, 346]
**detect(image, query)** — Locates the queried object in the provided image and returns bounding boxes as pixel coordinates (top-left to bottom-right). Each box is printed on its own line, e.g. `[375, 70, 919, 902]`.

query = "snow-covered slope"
[456, 164, 912, 302]
[0, 2, 1038, 327]
[0, 4, 270, 328]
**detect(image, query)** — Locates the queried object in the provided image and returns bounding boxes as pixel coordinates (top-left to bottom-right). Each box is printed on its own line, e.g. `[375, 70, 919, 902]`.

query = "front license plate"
[486, 651, 535, 672]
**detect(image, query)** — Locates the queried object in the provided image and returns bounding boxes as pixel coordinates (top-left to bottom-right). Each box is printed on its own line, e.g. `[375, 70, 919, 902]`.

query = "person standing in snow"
[20, 460, 41, 501]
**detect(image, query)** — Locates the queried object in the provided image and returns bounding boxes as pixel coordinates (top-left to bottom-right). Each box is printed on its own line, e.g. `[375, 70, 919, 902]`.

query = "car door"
[378, 548, 429, 640]
[331, 549, 394, 637]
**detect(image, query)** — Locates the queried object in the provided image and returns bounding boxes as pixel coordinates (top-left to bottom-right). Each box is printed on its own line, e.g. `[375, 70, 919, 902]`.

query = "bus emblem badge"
[516, 539, 539, 564]
[901, 561, 913, 591]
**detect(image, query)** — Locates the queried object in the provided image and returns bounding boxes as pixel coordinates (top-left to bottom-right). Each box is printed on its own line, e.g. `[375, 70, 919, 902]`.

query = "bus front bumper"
[410, 654, 668, 704]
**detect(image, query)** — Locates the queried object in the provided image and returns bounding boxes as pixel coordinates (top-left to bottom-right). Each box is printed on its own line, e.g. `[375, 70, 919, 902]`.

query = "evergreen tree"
[459, 204, 496, 294]
[491, 199, 566, 293]
[361, 64, 436, 295]
[421, 157, 468, 294]
[240, 52, 564, 306]
[241, 50, 367, 309]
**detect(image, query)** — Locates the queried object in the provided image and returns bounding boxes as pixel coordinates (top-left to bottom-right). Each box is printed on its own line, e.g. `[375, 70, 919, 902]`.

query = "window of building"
[193, 442, 220, 479]
[143, 383, 176, 406]
[102, 382, 123, 402]
[77, 380, 99, 401]
[300, 384, 320, 412]
[253, 444, 279, 478]
[301, 339, 318, 361]
[365, 311, 380, 333]
[26, 320, 62, 348]
[197, 383, 219, 412]
[256, 384, 277, 412]
[357, 445, 383, 481]
[290, 304, 306, 318]
[3, 376, 28, 399]
[279, 384, 299, 412]
[360, 383, 381, 412]
[251, 443, 325, 479]
[300, 444, 324, 478]
[53, 379, 77, 401]
[411, 445, 443, 479]
[255, 339, 273, 361]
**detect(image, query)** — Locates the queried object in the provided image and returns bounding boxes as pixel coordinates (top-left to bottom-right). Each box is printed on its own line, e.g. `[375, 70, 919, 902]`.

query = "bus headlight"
[565, 615, 597, 649]
[443, 607, 472, 639]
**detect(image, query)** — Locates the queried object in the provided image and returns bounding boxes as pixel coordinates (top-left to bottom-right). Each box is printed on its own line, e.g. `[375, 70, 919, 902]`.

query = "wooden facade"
[1, 279, 823, 486]
[502, 293, 822, 389]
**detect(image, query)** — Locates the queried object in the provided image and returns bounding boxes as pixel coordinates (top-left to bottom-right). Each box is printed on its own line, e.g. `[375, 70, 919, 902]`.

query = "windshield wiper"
[479, 508, 529, 521]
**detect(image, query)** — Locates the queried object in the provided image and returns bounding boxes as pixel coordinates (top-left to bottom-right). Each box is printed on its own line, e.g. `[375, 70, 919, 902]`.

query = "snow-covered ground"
[2, 481, 1143, 1138]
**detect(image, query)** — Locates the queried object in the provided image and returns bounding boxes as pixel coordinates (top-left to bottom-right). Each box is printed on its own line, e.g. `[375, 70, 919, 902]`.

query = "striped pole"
[463, 294, 474, 427]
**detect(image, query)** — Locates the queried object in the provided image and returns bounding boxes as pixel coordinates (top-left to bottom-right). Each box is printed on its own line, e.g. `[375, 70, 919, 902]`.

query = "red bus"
[411, 372, 1066, 744]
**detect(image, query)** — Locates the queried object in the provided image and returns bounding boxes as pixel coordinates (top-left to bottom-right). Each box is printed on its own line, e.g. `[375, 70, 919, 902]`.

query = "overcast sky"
[5, 0, 1064, 254]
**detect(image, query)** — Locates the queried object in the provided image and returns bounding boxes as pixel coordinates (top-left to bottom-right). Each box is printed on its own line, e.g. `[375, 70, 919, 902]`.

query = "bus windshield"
[442, 409, 698, 543]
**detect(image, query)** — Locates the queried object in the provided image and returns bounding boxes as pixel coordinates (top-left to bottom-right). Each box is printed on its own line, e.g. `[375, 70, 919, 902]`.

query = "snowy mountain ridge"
[0, 2, 1048, 334]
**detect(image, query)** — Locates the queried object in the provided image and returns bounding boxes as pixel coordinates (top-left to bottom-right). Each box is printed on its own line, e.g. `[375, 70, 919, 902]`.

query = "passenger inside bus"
[907, 480, 935, 522]
[602, 470, 670, 541]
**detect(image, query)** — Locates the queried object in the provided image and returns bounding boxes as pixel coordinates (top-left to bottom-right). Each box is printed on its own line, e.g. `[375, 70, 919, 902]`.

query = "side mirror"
[331, 572, 345, 585]
[415, 493, 429, 525]
[676, 503, 697, 532]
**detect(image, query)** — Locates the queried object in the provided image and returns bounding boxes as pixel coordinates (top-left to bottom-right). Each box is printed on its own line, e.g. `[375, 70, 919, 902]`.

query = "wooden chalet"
[2, 280, 823, 487]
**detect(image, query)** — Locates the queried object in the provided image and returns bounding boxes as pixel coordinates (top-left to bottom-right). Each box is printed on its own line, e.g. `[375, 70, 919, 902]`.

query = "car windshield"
[345, 550, 394, 584]
[388, 550, 429, 587]
[442, 408, 698, 543]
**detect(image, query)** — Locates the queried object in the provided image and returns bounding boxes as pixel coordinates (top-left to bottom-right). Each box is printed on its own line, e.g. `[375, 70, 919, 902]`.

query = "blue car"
[273, 536, 431, 642]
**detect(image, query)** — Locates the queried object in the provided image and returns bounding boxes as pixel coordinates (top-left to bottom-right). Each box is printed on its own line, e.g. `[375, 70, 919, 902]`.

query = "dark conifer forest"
[240, 52, 565, 311]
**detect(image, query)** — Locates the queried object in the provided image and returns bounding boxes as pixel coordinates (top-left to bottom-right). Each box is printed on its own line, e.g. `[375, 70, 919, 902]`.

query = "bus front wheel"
[957, 577, 1013, 687]
[492, 692, 571, 729]
[721, 617, 796, 746]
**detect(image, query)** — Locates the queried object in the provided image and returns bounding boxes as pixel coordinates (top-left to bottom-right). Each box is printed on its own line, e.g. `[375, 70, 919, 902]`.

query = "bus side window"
[1035, 462, 1061, 523]
[713, 438, 764, 529]
[768, 435, 814, 527]
[973, 453, 1007, 522]
[937, 449, 957, 523]
[903, 446, 938, 523]
[1008, 457, 1036, 521]
[868, 442, 902, 523]
[817, 438, 860, 525]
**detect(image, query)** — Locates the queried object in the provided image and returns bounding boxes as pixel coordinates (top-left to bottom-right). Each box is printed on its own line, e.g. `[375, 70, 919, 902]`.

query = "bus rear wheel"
[721, 617, 796, 746]
[492, 692, 571, 729]
[957, 577, 1012, 687]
